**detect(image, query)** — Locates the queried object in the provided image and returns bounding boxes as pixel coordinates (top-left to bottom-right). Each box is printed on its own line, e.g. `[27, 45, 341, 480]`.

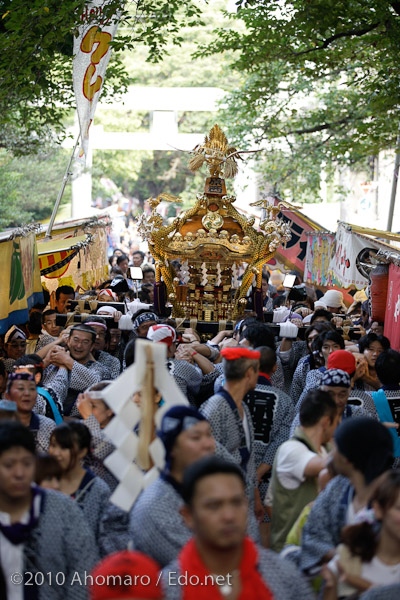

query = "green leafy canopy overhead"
[196, 0, 400, 201]
[0, 0, 204, 154]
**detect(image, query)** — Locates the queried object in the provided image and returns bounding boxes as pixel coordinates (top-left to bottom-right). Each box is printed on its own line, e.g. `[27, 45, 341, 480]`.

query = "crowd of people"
[0, 251, 399, 600]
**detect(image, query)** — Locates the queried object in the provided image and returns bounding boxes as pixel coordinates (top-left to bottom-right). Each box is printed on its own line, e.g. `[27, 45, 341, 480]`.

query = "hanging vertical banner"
[73, 0, 120, 161]
[0, 232, 43, 334]
[304, 232, 336, 286]
[328, 222, 383, 289]
[384, 263, 400, 351]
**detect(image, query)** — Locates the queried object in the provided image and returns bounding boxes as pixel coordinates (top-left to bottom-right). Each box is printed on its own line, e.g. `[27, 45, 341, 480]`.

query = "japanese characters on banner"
[304, 232, 336, 287]
[384, 263, 400, 351]
[73, 1, 120, 161]
[266, 199, 322, 273]
[0, 232, 43, 334]
[328, 222, 382, 290]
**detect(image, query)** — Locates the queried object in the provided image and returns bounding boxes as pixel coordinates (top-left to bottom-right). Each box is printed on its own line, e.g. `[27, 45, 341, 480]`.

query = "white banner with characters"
[73, 0, 120, 161]
[329, 222, 382, 289]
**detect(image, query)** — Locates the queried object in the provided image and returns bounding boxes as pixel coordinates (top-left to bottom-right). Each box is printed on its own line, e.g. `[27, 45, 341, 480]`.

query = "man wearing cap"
[96, 306, 125, 367]
[200, 347, 261, 518]
[290, 351, 378, 435]
[97, 288, 118, 303]
[1, 325, 27, 373]
[128, 406, 216, 567]
[82, 316, 121, 379]
[42, 324, 104, 416]
[146, 324, 203, 402]
[269, 389, 339, 552]
[299, 417, 394, 575]
[132, 310, 158, 338]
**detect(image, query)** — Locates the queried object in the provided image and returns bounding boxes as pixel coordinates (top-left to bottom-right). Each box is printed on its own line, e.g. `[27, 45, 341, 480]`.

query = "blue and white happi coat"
[161, 545, 315, 600]
[19, 489, 99, 599]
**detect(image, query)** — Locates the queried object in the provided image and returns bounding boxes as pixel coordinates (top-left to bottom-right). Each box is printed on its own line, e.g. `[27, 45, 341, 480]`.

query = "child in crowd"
[323, 470, 400, 598]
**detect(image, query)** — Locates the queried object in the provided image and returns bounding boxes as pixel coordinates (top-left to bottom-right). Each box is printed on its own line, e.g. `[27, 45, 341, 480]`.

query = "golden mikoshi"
[137, 124, 291, 322]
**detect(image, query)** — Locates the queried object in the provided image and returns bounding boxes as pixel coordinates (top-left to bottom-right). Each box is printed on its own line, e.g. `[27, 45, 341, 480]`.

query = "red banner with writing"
[384, 263, 400, 351]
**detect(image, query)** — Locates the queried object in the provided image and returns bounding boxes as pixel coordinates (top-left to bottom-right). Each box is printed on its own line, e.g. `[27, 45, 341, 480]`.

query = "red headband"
[220, 347, 261, 360]
[98, 289, 118, 301]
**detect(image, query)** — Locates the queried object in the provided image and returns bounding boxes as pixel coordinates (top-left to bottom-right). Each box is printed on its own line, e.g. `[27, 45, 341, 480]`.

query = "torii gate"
[64, 86, 258, 217]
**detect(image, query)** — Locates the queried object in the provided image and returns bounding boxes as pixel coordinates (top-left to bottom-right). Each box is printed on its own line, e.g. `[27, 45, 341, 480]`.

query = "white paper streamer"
[201, 262, 208, 286]
[101, 339, 189, 511]
[216, 262, 222, 286]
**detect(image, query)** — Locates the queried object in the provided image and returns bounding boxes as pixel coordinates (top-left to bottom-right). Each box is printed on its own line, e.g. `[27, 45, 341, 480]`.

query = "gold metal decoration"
[202, 212, 224, 231]
[137, 125, 291, 321]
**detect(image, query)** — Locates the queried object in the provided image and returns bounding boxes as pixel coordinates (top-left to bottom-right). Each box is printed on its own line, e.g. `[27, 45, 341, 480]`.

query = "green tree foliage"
[0, 0, 235, 229]
[197, 0, 400, 202]
[92, 0, 236, 212]
[0, 0, 203, 154]
[0, 148, 73, 229]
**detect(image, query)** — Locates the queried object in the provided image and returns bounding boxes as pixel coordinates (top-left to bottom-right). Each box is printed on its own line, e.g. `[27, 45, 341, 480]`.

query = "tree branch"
[288, 116, 354, 135]
[290, 23, 380, 57]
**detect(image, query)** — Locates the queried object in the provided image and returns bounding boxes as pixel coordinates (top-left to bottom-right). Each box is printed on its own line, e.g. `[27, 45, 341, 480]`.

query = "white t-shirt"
[328, 554, 400, 597]
[346, 500, 369, 526]
[275, 439, 327, 490]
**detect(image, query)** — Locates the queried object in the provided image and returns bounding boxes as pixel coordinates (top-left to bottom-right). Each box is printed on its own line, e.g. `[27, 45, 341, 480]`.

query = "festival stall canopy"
[0, 216, 110, 334]
[37, 216, 110, 294]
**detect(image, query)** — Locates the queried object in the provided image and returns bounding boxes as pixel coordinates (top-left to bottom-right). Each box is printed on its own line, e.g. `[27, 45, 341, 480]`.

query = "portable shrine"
[137, 124, 292, 327]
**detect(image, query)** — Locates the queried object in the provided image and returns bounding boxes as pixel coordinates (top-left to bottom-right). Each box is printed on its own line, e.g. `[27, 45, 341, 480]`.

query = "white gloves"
[272, 307, 290, 323]
[279, 321, 299, 339]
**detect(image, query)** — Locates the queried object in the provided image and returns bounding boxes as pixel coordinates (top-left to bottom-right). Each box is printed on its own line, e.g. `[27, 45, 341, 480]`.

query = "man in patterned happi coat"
[0, 421, 98, 599]
[129, 406, 215, 566]
[200, 346, 264, 521]
[161, 456, 314, 600]
[42, 324, 104, 416]
[146, 324, 203, 403]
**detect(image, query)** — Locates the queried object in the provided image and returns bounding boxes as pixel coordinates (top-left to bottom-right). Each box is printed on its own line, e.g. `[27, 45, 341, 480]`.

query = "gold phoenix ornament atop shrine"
[137, 124, 291, 322]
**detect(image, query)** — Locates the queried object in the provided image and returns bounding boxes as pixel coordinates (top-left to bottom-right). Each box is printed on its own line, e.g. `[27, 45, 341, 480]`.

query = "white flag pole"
[45, 134, 80, 239]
